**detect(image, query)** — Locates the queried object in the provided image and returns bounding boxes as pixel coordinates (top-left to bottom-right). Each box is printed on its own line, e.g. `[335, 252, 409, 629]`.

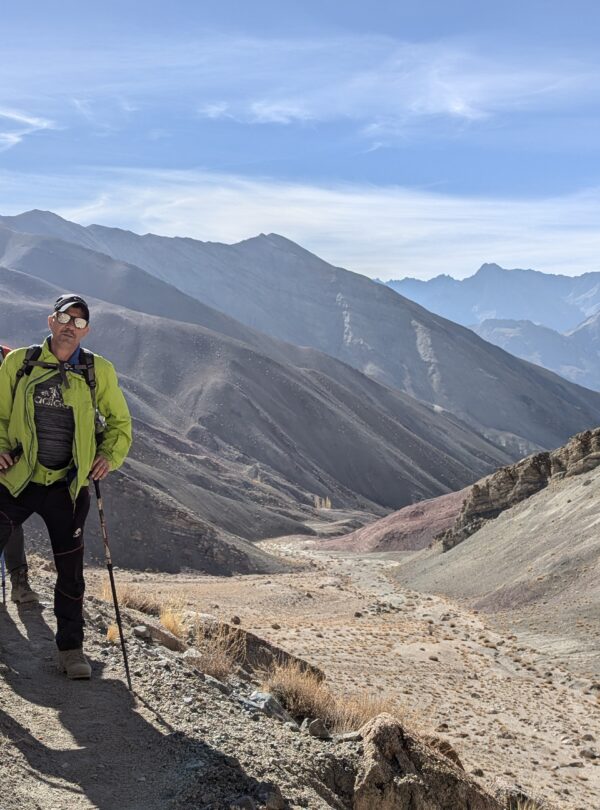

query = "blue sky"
[2, 0, 600, 279]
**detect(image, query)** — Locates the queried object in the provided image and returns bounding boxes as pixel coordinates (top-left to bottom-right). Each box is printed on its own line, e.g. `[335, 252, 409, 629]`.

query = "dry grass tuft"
[193, 621, 247, 680]
[160, 606, 186, 638]
[106, 623, 119, 644]
[100, 580, 161, 616]
[262, 661, 401, 733]
[334, 693, 401, 732]
[263, 661, 331, 720]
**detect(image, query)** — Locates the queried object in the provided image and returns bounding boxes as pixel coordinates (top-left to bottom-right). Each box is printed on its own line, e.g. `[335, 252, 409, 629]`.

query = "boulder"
[353, 714, 503, 810]
[247, 691, 296, 725]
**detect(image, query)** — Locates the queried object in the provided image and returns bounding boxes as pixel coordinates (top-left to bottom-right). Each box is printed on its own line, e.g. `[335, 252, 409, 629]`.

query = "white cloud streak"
[1, 35, 599, 143]
[2, 168, 600, 279]
[187, 40, 597, 140]
[0, 108, 55, 151]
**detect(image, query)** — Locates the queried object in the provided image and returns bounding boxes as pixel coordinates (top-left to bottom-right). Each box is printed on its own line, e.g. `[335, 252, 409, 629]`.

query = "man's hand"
[90, 455, 110, 481]
[0, 451, 16, 473]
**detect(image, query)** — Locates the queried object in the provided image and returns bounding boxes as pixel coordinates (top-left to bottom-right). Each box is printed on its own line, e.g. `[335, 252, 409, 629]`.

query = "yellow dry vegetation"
[159, 606, 186, 638]
[193, 620, 247, 680]
[106, 623, 119, 644]
[100, 579, 161, 616]
[262, 661, 401, 733]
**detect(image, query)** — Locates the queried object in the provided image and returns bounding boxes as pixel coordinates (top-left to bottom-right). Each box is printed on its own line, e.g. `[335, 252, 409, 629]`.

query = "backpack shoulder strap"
[78, 348, 105, 436]
[78, 348, 97, 409]
[15, 345, 43, 382]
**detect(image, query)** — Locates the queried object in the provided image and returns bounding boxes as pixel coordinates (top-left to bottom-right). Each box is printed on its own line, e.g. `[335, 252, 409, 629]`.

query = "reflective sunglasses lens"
[74, 318, 88, 329]
[56, 312, 71, 324]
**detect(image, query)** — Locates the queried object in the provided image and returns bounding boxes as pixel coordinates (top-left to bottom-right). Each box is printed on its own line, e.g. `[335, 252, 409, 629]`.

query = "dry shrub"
[160, 606, 185, 638]
[106, 623, 119, 644]
[193, 621, 246, 680]
[333, 693, 401, 732]
[262, 661, 401, 733]
[262, 661, 331, 720]
[100, 579, 161, 616]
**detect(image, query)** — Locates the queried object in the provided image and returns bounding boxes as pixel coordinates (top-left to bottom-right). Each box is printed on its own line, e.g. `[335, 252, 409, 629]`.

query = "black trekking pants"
[2, 525, 26, 573]
[0, 481, 90, 650]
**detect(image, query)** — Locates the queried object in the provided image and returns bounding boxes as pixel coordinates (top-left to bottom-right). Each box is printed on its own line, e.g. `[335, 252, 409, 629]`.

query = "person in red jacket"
[0, 345, 39, 603]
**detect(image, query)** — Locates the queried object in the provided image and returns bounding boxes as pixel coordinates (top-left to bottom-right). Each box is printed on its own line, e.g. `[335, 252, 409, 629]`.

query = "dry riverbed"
[83, 535, 600, 810]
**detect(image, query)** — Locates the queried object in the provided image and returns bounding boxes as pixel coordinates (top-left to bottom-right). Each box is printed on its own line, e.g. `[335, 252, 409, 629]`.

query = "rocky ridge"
[437, 428, 600, 552]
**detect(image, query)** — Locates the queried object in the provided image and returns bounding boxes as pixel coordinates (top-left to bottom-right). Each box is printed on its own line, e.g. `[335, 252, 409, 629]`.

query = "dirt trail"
[0, 602, 192, 810]
[1, 539, 599, 809]
[258, 539, 600, 810]
[82, 536, 600, 809]
[0, 564, 364, 810]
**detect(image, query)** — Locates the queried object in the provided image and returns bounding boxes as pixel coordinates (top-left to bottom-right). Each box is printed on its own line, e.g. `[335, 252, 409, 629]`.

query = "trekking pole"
[93, 479, 133, 692]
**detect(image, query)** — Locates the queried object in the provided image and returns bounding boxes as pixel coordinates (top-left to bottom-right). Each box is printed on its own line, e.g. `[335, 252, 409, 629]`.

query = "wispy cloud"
[2, 35, 599, 146]
[185, 39, 600, 142]
[2, 167, 600, 279]
[198, 102, 231, 120]
[70, 96, 135, 135]
[0, 108, 55, 151]
[248, 100, 313, 124]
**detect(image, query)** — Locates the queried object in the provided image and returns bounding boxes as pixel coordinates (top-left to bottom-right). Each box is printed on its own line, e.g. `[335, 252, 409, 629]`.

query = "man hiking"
[0, 344, 40, 604]
[0, 294, 132, 679]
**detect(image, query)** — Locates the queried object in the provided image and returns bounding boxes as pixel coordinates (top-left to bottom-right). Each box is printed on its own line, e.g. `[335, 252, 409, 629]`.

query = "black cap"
[53, 294, 90, 321]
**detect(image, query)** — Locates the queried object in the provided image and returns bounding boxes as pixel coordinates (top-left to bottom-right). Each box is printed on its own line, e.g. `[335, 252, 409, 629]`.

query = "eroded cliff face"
[437, 428, 600, 551]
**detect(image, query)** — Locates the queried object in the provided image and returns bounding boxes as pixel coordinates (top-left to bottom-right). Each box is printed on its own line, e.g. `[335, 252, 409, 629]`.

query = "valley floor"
[86, 536, 599, 810]
[1, 538, 598, 809]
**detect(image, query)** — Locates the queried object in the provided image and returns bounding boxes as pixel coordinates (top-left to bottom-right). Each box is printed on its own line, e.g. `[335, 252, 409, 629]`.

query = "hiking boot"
[58, 648, 92, 679]
[10, 567, 40, 604]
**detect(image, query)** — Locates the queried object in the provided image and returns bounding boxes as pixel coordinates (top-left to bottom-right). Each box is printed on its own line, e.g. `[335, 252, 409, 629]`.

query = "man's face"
[47, 306, 90, 353]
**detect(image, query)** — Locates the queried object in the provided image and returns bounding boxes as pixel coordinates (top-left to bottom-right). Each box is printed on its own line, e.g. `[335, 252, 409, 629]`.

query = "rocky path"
[2, 541, 599, 809]
[255, 538, 600, 810]
[0, 601, 177, 810]
[0, 581, 353, 810]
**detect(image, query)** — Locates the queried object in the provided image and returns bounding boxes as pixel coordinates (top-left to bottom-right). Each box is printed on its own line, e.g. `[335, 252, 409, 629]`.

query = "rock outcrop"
[437, 427, 600, 551]
[353, 714, 502, 809]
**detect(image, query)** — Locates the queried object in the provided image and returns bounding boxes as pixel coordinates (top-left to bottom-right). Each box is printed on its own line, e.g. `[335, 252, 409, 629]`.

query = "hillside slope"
[4, 212, 600, 455]
[393, 453, 600, 677]
[0, 265, 519, 575]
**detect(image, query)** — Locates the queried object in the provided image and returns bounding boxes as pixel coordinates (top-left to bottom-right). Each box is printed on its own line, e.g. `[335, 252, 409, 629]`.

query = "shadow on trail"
[0, 605, 270, 810]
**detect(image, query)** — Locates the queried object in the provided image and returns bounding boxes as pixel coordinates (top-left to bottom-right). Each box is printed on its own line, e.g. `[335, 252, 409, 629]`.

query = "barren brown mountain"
[3, 211, 600, 455]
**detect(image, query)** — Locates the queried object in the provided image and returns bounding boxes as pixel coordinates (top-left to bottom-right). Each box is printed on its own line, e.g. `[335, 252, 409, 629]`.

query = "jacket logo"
[33, 381, 71, 410]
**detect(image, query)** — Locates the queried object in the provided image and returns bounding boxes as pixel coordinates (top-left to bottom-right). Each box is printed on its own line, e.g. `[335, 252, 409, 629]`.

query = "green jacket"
[0, 339, 132, 500]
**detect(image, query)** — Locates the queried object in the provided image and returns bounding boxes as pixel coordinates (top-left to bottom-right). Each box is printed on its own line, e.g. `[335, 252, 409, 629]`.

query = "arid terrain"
[1, 507, 599, 809]
[72, 535, 598, 810]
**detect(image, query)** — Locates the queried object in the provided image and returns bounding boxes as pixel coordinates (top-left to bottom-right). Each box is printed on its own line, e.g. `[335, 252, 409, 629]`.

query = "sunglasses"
[55, 312, 89, 329]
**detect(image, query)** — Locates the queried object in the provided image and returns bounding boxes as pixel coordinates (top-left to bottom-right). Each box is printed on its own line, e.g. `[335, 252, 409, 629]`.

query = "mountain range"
[387, 262, 600, 331]
[386, 263, 600, 391]
[472, 315, 600, 391]
[2, 211, 600, 573]
[2, 212, 600, 456]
